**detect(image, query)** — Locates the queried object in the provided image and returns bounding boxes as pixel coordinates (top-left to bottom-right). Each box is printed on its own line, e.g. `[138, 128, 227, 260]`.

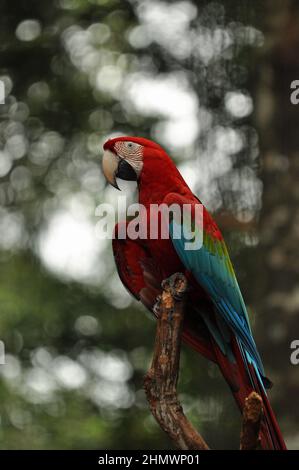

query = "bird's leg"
[161, 272, 188, 300]
[153, 294, 162, 317]
[154, 273, 188, 317]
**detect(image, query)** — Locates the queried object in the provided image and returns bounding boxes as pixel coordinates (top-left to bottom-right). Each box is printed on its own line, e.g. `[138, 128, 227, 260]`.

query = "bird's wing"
[112, 222, 162, 308]
[112, 221, 216, 362]
[164, 192, 265, 379]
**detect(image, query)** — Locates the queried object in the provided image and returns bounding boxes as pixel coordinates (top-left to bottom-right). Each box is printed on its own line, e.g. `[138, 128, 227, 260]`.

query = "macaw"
[102, 135, 286, 450]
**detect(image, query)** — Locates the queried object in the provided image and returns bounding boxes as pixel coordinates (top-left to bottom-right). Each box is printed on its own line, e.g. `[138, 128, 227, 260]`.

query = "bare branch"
[240, 392, 263, 450]
[144, 272, 209, 450]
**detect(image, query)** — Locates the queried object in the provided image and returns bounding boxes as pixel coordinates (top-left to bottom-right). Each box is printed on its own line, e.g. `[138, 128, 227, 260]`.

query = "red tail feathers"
[212, 337, 287, 450]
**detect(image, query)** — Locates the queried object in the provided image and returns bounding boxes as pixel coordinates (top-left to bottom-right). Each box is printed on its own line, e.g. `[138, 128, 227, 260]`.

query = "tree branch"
[144, 272, 209, 450]
[143, 272, 263, 450]
[240, 392, 263, 450]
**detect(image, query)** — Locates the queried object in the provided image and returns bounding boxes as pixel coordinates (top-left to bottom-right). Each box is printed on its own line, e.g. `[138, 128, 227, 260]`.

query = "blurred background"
[0, 0, 299, 449]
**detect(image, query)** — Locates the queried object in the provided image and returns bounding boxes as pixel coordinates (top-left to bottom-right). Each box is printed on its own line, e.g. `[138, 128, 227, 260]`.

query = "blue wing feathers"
[170, 220, 265, 380]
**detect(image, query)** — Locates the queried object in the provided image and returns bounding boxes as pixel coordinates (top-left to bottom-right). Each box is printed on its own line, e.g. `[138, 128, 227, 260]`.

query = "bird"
[102, 135, 286, 450]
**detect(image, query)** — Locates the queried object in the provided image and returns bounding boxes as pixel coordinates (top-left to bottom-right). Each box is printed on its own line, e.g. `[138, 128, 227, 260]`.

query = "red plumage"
[105, 136, 286, 450]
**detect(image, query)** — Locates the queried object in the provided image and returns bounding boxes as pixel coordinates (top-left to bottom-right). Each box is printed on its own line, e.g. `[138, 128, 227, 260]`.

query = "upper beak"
[102, 149, 120, 190]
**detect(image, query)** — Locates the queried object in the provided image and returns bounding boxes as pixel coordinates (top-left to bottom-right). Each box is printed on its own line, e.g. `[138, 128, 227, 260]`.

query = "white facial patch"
[114, 141, 143, 177]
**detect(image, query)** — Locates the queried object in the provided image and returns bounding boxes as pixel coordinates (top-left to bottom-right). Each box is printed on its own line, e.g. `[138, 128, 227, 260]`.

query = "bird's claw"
[153, 295, 162, 316]
[161, 273, 188, 300]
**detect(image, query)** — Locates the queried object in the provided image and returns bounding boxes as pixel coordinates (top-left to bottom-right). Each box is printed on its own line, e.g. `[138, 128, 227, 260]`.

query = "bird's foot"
[161, 273, 188, 300]
[153, 294, 162, 317]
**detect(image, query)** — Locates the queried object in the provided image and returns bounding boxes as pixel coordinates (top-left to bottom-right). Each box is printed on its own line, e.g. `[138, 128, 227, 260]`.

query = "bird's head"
[102, 136, 164, 190]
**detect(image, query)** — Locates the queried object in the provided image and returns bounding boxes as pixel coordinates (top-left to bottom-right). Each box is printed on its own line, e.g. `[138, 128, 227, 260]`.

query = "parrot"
[102, 135, 286, 450]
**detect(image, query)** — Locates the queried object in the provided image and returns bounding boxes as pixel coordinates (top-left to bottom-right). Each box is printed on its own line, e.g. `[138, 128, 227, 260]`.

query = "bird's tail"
[212, 336, 287, 450]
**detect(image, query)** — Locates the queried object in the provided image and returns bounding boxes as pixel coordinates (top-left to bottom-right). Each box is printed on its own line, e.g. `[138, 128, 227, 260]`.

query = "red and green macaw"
[102, 135, 286, 450]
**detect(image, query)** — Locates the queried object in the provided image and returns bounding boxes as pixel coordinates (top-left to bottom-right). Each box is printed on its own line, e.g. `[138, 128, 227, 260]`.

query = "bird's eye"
[125, 141, 134, 149]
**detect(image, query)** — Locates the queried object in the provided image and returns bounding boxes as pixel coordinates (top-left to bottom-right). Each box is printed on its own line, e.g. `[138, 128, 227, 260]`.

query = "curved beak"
[102, 150, 138, 190]
[102, 150, 120, 190]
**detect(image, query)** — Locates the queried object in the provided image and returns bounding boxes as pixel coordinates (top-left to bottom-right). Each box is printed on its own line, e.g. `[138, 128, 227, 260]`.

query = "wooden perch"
[240, 392, 263, 450]
[143, 272, 263, 450]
